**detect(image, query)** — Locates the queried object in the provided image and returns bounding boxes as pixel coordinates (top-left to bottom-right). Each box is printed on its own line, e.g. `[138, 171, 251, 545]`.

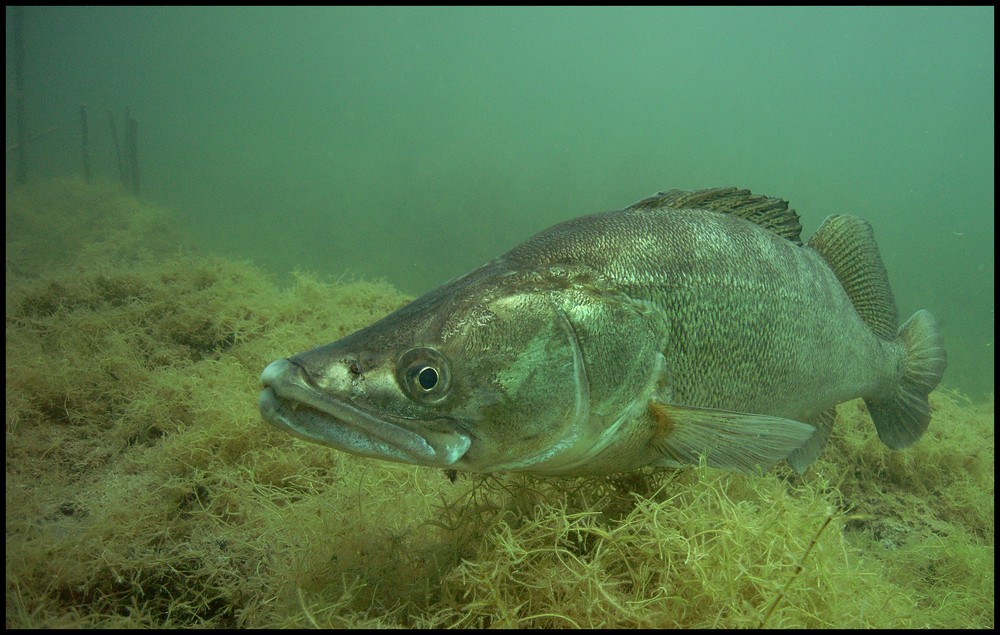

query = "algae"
[5, 179, 994, 628]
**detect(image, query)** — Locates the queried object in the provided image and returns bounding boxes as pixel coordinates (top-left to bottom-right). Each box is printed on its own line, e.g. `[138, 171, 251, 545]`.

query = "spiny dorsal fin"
[807, 214, 898, 341]
[628, 187, 803, 245]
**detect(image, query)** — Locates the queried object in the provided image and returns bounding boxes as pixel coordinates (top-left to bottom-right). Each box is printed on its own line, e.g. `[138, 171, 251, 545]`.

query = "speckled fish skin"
[258, 188, 947, 475]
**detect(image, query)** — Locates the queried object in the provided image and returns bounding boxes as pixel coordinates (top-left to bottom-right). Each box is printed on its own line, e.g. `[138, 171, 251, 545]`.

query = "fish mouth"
[258, 359, 471, 467]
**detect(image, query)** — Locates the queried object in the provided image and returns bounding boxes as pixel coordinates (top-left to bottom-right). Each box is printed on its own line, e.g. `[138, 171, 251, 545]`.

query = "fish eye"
[417, 366, 438, 390]
[397, 347, 450, 402]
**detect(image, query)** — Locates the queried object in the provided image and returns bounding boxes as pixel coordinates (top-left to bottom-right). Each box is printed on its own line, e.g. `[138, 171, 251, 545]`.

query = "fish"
[258, 187, 947, 475]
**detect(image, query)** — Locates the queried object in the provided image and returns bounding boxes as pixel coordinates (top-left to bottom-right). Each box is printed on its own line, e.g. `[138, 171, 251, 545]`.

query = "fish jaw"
[258, 358, 472, 467]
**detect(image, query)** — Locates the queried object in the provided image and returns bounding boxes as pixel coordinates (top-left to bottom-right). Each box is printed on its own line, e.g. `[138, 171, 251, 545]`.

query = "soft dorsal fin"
[628, 187, 803, 245]
[807, 214, 898, 341]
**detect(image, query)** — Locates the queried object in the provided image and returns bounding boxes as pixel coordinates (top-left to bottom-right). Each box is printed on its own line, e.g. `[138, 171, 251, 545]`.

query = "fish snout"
[260, 358, 295, 388]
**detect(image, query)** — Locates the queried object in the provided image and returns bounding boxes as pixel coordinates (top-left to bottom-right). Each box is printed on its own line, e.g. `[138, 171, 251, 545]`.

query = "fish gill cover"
[5, 178, 994, 628]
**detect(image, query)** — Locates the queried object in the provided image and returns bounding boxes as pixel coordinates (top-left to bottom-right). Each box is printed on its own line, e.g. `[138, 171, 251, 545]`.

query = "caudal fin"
[865, 310, 947, 449]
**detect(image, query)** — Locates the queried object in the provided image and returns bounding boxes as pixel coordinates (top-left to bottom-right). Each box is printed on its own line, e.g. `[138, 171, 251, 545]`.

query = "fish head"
[259, 265, 646, 473]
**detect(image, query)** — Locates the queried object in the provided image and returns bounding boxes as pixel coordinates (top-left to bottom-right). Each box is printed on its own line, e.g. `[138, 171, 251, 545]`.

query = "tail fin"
[865, 310, 947, 449]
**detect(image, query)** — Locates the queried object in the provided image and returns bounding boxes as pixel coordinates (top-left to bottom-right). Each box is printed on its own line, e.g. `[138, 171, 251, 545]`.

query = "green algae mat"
[5, 179, 993, 628]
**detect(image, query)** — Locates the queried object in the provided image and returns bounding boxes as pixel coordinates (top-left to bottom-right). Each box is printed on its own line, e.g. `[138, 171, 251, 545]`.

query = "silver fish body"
[259, 188, 946, 475]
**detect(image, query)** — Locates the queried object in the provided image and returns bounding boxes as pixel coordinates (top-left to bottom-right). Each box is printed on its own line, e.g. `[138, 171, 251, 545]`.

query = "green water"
[5, 6, 994, 397]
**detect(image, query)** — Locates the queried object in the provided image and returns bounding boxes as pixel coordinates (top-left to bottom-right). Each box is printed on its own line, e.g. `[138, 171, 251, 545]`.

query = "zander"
[259, 188, 946, 475]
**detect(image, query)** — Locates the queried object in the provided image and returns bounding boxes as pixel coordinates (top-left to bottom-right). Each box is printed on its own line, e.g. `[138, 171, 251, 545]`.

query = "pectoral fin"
[648, 401, 815, 474]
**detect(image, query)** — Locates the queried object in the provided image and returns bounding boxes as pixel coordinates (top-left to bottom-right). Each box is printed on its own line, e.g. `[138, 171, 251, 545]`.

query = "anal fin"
[786, 407, 837, 473]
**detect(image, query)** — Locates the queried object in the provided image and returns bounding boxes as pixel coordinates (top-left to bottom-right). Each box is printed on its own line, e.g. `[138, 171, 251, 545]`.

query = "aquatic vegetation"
[5, 179, 993, 627]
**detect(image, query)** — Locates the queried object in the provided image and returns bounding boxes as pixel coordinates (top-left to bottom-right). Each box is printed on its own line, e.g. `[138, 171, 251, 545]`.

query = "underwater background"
[5, 6, 994, 628]
[5, 5, 994, 397]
